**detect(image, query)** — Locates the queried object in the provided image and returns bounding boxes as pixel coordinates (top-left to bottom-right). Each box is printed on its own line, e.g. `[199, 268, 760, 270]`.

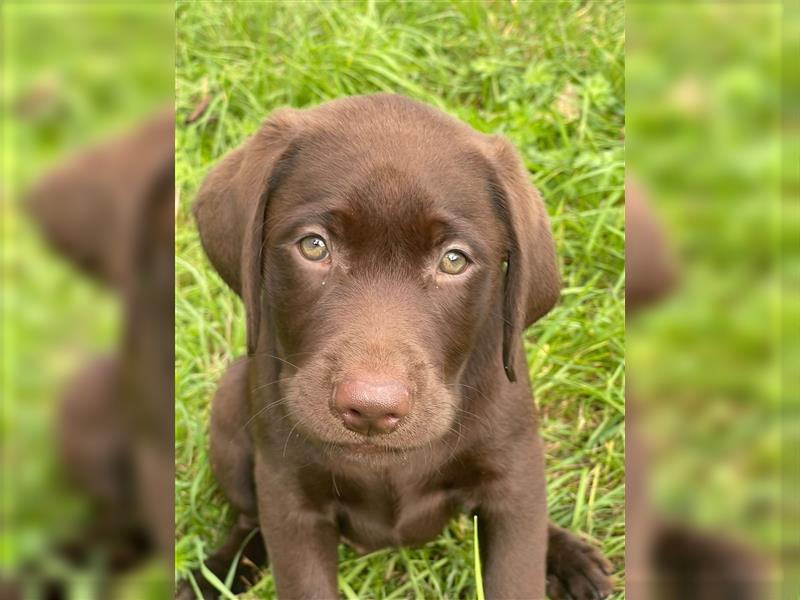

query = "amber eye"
[438, 250, 469, 275]
[298, 235, 330, 261]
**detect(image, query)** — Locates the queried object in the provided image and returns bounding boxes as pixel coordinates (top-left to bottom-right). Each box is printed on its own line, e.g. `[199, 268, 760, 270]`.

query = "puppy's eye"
[298, 235, 330, 261]
[439, 250, 468, 275]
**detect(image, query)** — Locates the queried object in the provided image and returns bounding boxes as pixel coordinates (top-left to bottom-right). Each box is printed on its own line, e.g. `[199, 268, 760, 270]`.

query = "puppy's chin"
[323, 438, 461, 471]
[325, 440, 411, 465]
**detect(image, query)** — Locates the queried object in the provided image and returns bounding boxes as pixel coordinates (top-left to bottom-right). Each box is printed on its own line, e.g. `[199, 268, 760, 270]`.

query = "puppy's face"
[262, 129, 506, 457]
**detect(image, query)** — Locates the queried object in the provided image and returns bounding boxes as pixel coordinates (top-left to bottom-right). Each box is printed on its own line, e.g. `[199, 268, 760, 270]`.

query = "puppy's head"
[194, 94, 559, 457]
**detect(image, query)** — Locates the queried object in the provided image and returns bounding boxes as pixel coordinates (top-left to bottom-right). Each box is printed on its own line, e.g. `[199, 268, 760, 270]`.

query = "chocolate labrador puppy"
[183, 94, 612, 599]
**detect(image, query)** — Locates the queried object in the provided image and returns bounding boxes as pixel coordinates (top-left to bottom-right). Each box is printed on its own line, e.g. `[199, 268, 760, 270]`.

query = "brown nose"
[333, 375, 411, 436]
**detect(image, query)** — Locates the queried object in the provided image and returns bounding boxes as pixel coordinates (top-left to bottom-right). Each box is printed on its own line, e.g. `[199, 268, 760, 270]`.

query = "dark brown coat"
[187, 94, 611, 600]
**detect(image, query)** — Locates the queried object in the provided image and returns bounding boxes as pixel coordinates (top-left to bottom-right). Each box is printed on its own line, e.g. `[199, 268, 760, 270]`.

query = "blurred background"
[626, 2, 793, 598]
[1, 2, 173, 598]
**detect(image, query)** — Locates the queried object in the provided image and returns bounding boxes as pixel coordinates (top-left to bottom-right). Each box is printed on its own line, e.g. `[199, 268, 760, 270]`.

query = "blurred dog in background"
[18, 110, 175, 597]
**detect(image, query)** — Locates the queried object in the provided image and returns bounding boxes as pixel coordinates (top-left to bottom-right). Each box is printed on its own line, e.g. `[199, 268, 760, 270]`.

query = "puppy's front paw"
[546, 525, 614, 600]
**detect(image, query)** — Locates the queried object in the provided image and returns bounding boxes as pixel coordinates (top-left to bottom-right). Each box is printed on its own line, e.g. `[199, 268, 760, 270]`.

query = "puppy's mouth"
[324, 436, 415, 459]
[340, 441, 393, 455]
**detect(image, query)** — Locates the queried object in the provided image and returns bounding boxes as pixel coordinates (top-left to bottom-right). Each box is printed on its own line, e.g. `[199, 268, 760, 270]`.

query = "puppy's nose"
[334, 375, 411, 436]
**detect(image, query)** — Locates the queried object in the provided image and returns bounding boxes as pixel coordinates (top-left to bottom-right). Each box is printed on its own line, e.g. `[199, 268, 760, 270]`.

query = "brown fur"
[186, 94, 611, 599]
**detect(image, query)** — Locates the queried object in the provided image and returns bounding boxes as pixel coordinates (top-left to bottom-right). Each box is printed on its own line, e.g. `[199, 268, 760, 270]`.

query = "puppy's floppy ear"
[193, 108, 304, 355]
[480, 135, 561, 382]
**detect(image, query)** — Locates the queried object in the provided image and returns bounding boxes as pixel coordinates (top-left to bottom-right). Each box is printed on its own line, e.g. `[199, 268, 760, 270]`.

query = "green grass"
[175, 1, 624, 598]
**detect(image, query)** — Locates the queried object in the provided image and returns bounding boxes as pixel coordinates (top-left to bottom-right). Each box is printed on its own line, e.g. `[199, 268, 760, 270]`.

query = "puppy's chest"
[332, 471, 469, 553]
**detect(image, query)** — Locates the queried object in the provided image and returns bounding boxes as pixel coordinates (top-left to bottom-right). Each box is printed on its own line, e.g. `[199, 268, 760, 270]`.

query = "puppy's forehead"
[276, 108, 494, 226]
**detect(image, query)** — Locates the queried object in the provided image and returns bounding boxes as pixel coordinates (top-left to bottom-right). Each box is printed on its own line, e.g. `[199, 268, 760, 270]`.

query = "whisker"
[239, 394, 294, 434]
[445, 382, 492, 404]
[281, 351, 317, 361]
[271, 411, 296, 427]
[445, 422, 463, 464]
[250, 352, 300, 370]
[250, 377, 293, 393]
[282, 422, 300, 458]
[454, 406, 491, 429]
